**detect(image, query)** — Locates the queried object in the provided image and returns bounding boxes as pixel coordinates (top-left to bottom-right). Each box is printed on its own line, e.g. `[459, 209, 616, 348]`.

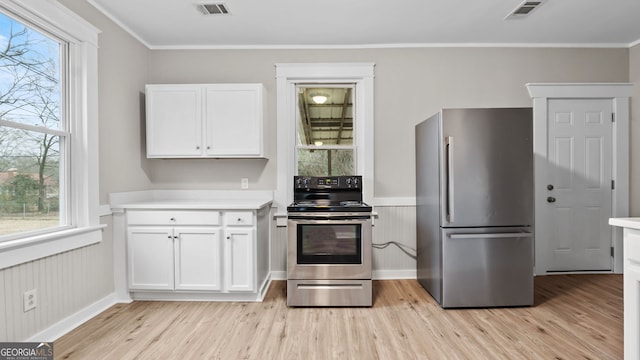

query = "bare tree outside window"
[0, 13, 64, 237]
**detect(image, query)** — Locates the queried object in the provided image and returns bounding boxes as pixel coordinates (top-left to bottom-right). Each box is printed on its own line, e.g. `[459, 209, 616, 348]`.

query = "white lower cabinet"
[125, 208, 268, 301]
[174, 228, 222, 291]
[128, 227, 175, 290]
[225, 228, 254, 292]
[127, 225, 222, 291]
[624, 227, 640, 360]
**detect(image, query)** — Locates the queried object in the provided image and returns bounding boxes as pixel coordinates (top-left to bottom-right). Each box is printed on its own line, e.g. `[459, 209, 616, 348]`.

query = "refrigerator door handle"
[446, 136, 454, 223]
[448, 232, 533, 239]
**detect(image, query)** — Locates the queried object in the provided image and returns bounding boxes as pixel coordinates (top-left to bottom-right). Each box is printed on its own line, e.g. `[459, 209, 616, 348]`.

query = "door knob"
[547, 196, 556, 203]
[547, 184, 554, 191]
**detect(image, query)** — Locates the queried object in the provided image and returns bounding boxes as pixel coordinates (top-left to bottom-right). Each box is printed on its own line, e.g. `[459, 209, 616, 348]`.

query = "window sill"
[0, 225, 105, 270]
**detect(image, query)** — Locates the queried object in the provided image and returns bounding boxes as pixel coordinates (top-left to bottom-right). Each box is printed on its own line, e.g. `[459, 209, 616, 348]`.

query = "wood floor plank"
[54, 275, 623, 359]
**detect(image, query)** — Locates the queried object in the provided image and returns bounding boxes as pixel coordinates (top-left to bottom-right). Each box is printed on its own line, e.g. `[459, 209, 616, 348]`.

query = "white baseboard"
[373, 269, 416, 280]
[26, 293, 117, 342]
[271, 270, 286, 280]
[270, 269, 416, 281]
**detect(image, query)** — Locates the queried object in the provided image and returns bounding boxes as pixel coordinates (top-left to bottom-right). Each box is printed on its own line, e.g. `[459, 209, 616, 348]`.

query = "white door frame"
[527, 83, 632, 274]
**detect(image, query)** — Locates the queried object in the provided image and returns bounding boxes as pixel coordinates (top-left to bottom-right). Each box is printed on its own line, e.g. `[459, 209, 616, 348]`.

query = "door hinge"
[611, 180, 615, 190]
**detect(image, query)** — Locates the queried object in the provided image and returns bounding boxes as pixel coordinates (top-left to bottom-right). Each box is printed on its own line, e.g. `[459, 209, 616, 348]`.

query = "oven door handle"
[288, 215, 371, 221]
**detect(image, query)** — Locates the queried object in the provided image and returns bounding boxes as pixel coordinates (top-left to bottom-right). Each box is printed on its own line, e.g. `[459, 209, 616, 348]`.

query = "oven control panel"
[294, 176, 362, 190]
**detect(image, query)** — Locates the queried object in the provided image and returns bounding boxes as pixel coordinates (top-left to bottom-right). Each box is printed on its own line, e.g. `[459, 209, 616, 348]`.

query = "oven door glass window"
[297, 223, 361, 264]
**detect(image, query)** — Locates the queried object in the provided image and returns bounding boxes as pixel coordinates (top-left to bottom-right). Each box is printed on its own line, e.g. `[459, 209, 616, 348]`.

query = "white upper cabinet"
[145, 84, 264, 158]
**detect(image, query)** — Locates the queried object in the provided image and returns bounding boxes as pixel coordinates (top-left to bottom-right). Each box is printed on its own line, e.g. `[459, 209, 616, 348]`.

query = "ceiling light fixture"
[312, 95, 327, 104]
[314, 141, 323, 146]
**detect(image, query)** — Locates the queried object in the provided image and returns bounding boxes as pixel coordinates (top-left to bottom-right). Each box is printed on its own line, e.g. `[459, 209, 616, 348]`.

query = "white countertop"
[609, 217, 640, 230]
[115, 199, 272, 210]
[110, 189, 274, 211]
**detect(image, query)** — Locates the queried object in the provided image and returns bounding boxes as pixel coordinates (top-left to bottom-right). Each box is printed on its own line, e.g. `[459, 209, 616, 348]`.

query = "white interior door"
[544, 98, 613, 272]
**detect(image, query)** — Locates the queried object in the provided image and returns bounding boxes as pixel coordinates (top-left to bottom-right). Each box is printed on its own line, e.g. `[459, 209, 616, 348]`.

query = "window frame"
[275, 63, 375, 215]
[0, 0, 102, 269]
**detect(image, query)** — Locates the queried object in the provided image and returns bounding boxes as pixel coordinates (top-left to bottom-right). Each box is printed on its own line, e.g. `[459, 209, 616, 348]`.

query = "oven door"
[287, 213, 372, 280]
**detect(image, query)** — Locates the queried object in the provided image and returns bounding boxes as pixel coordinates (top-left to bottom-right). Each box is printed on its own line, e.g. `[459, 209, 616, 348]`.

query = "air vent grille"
[506, 1, 543, 19]
[199, 3, 230, 15]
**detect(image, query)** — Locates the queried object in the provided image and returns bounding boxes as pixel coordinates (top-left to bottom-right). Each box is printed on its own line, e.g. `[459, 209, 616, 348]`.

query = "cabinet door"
[624, 228, 640, 360]
[174, 227, 222, 291]
[205, 85, 263, 157]
[224, 228, 255, 292]
[128, 227, 174, 290]
[146, 85, 203, 157]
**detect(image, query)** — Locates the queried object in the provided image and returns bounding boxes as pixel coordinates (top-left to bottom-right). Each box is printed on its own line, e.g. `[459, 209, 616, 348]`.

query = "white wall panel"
[372, 205, 417, 278]
[0, 218, 114, 342]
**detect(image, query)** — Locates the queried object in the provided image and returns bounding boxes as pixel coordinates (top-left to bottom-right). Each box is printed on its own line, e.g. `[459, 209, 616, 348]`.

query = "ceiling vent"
[199, 3, 230, 15]
[505, 1, 543, 19]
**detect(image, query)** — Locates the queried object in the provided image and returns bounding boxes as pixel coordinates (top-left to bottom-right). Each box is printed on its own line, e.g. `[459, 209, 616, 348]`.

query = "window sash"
[0, 6, 70, 242]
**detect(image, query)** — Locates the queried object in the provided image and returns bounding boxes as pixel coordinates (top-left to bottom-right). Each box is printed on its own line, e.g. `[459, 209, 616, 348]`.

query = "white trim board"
[274, 63, 375, 213]
[25, 293, 118, 342]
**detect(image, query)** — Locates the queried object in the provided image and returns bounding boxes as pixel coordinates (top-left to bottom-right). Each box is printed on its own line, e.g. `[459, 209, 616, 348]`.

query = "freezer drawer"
[441, 227, 533, 308]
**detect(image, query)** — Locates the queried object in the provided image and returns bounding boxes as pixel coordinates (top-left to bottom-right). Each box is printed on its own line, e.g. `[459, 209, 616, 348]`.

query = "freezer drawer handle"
[449, 232, 533, 239]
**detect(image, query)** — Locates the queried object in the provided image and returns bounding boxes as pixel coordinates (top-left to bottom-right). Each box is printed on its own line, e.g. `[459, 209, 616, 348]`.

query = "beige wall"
[630, 44, 640, 216]
[148, 47, 629, 197]
[60, 0, 152, 205]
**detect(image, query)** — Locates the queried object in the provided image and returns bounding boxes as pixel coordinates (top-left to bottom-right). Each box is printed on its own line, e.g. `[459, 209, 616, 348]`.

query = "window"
[0, 1, 101, 269]
[295, 85, 355, 176]
[0, 12, 67, 239]
[275, 63, 374, 214]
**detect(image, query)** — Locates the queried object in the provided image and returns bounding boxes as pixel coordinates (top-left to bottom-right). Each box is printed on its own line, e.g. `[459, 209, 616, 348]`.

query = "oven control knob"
[352, 177, 359, 187]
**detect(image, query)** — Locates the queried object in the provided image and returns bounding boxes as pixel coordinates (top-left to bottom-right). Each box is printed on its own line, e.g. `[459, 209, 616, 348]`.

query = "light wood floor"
[55, 275, 622, 359]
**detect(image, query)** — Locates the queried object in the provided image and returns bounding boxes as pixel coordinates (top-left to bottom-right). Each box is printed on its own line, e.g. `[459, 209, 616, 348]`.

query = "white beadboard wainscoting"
[0, 214, 115, 342]
[271, 198, 417, 280]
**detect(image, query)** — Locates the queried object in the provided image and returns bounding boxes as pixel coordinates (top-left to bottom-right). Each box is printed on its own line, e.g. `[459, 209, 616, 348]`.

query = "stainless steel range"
[287, 176, 373, 307]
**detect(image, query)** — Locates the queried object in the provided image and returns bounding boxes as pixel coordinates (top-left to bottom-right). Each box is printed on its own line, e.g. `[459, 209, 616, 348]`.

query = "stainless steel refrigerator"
[415, 108, 534, 308]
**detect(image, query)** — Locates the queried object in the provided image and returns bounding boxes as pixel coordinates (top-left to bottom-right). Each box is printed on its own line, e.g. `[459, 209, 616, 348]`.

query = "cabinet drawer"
[127, 210, 220, 226]
[224, 211, 254, 226]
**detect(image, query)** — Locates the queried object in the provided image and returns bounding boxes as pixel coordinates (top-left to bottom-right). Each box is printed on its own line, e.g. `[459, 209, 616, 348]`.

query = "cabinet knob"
[226, 236, 231, 240]
[170, 217, 176, 221]
[237, 218, 242, 222]
[196, 146, 200, 150]
[547, 196, 556, 203]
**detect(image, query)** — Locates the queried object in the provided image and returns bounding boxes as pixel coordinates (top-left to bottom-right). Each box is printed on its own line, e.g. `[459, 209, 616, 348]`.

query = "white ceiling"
[87, 0, 640, 49]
